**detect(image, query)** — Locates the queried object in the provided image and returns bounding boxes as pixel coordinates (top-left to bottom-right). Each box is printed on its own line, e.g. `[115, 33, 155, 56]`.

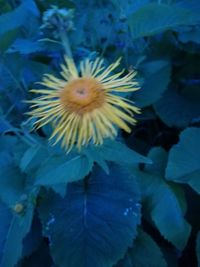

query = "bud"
[13, 203, 24, 214]
[40, 6, 75, 38]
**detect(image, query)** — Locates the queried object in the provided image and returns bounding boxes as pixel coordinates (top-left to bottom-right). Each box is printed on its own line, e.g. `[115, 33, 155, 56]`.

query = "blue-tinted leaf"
[0, 0, 39, 36]
[0, 201, 12, 261]
[85, 147, 109, 174]
[10, 39, 44, 55]
[116, 229, 167, 267]
[90, 140, 151, 166]
[178, 26, 200, 44]
[20, 145, 47, 172]
[0, 117, 12, 133]
[35, 154, 93, 186]
[0, 29, 18, 52]
[133, 147, 191, 250]
[0, 200, 34, 267]
[0, 165, 25, 206]
[154, 86, 200, 128]
[166, 127, 200, 193]
[39, 165, 141, 267]
[128, 3, 200, 39]
[134, 60, 171, 107]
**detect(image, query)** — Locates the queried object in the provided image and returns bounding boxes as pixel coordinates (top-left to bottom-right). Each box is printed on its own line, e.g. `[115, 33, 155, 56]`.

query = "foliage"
[0, 0, 200, 266]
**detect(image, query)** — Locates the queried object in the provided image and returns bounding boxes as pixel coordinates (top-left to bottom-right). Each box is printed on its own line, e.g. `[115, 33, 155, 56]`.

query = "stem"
[59, 30, 73, 59]
[59, 29, 77, 70]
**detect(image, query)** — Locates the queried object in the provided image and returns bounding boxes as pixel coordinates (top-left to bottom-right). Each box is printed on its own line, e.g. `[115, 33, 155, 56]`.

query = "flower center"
[60, 78, 105, 115]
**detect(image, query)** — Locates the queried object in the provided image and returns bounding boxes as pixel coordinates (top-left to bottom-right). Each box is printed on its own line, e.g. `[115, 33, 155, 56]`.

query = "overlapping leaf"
[128, 3, 200, 39]
[39, 164, 141, 267]
[116, 229, 167, 267]
[166, 127, 200, 193]
[133, 147, 191, 250]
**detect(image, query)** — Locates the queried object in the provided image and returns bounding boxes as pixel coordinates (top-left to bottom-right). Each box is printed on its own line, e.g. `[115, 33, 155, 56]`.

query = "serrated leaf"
[133, 147, 191, 250]
[39, 164, 141, 267]
[116, 229, 167, 267]
[166, 127, 200, 193]
[134, 60, 171, 107]
[128, 3, 200, 39]
[35, 154, 93, 187]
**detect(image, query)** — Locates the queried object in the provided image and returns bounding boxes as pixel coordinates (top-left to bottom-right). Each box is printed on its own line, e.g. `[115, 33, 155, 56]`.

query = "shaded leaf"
[39, 164, 141, 267]
[116, 229, 167, 267]
[0, 165, 25, 206]
[154, 86, 200, 128]
[128, 3, 200, 39]
[0, 0, 39, 36]
[134, 60, 171, 107]
[35, 154, 93, 187]
[133, 147, 191, 250]
[91, 140, 151, 166]
[0, 201, 34, 267]
[166, 127, 200, 193]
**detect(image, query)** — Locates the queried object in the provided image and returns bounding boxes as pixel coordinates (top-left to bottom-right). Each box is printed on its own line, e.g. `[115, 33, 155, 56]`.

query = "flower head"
[40, 6, 75, 38]
[28, 57, 140, 152]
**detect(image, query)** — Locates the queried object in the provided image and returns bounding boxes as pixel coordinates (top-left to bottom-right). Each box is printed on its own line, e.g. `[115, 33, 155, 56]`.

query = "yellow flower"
[28, 57, 140, 151]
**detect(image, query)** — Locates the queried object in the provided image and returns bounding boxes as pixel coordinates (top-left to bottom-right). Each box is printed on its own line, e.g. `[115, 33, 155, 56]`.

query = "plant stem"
[59, 30, 73, 58]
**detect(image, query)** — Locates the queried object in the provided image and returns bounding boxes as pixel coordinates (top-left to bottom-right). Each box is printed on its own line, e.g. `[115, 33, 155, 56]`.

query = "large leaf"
[35, 153, 93, 187]
[0, 165, 26, 206]
[128, 3, 200, 39]
[39, 164, 141, 267]
[154, 86, 200, 128]
[134, 60, 171, 107]
[0, 0, 39, 37]
[0, 162, 38, 267]
[116, 229, 167, 267]
[166, 127, 200, 193]
[88, 140, 151, 167]
[0, 201, 34, 267]
[133, 147, 191, 250]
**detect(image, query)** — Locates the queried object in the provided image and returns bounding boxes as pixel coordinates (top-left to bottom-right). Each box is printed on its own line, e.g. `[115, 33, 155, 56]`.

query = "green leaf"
[90, 140, 151, 166]
[166, 127, 200, 193]
[0, 201, 34, 267]
[154, 87, 200, 128]
[39, 164, 141, 267]
[134, 60, 171, 108]
[133, 147, 191, 250]
[116, 229, 167, 267]
[197, 232, 200, 267]
[128, 3, 200, 39]
[35, 154, 93, 187]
